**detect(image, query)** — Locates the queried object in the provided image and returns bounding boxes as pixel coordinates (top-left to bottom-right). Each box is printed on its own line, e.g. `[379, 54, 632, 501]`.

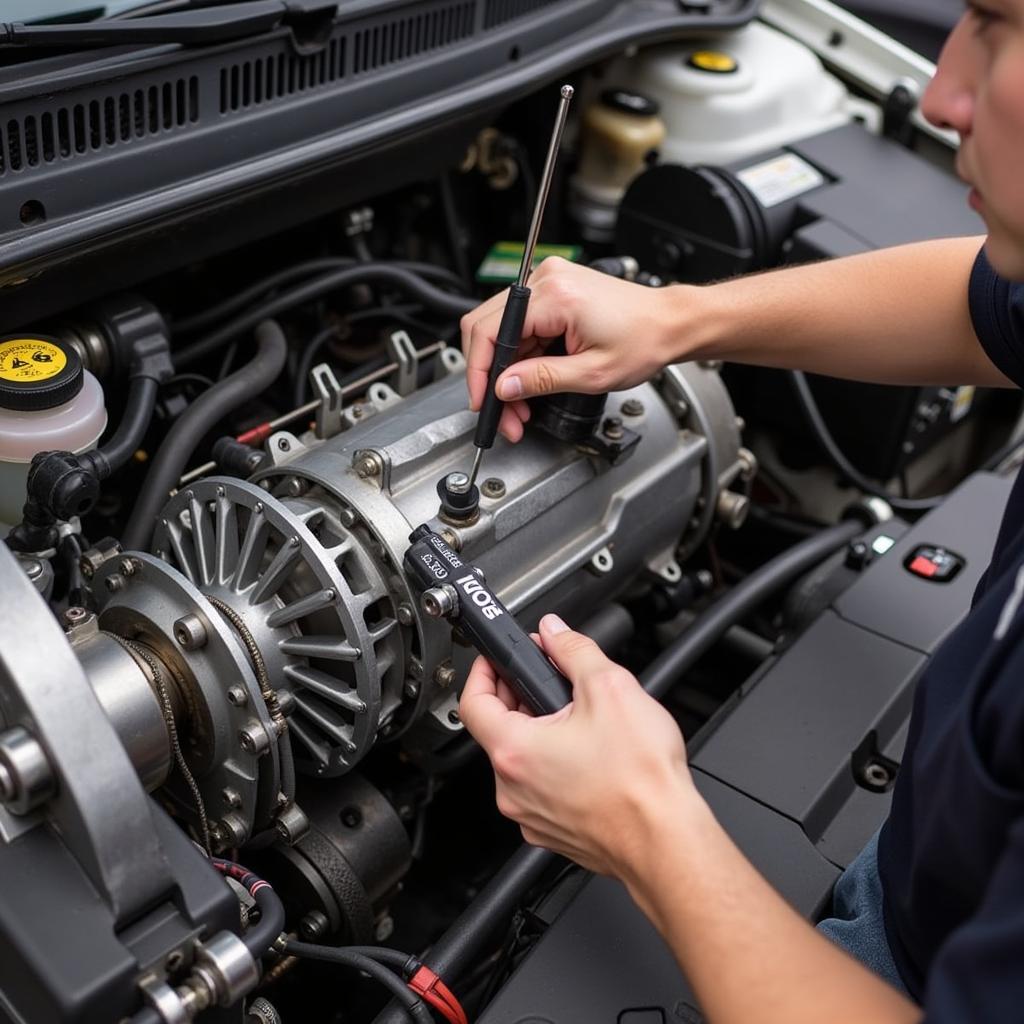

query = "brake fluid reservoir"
[0, 335, 107, 527]
[570, 88, 666, 243]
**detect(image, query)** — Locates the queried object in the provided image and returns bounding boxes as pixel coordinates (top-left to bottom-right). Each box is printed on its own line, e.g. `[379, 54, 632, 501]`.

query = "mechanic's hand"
[459, 614, 693, 879]
[460, 258, 679, 442]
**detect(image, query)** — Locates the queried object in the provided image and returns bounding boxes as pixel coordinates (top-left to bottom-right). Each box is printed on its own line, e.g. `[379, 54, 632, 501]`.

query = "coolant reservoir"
[0, 335, 107, 527]
[611, 21, 851, 167]
[570, 88, 666, 242]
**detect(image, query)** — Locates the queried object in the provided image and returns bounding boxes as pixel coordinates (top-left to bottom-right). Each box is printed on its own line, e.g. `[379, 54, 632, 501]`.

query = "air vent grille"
[485, 0, 553, 28]
[1, 76, 198, 177]
[219, 36, 346, 113]
[352, 1, 475, 74]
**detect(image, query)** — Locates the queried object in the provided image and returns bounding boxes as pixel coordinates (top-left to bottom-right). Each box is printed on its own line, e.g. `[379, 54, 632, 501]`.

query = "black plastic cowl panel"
[0, 0, 757, 325]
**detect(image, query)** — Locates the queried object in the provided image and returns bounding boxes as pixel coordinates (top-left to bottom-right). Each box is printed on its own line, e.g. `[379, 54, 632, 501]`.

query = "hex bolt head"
[63, 606, 90, 628]
[397, 603, 415, 626]
[174, 613, 208, 651]
[621, 398, 645, 418]
[213, 814, 248, 849]
[445, 471, 471, 495]
[354, 453, 383, 478]
[226, 686, 248, 707]
[104, 574, 125, 593]
[481, 477, 506, 499]
[300, 911, 330, 942]
[238, 723, 271, 756]
[602, 416, 624, 440]
[434, 664, 456, 688]
[221, 787, 243, 809]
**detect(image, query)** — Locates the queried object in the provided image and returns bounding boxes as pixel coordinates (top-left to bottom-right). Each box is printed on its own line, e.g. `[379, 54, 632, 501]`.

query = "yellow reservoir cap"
[687, 50, 739, 74]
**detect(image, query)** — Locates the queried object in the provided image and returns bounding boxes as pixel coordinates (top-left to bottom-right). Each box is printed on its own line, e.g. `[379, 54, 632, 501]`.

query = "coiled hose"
[122, 319, 287, 550]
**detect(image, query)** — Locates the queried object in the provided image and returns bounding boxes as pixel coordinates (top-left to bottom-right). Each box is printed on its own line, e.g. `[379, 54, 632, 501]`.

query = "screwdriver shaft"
[517, 84, 574, 288]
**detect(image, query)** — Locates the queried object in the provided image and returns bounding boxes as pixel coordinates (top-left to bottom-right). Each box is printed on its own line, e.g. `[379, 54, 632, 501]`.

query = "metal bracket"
[311, 362, 345, 439]
[386, 330, 419, 397]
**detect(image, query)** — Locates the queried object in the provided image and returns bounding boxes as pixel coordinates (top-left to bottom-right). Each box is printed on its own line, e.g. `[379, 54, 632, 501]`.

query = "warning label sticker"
[0, 339, 67, 383]
[737, 153, 825, 209]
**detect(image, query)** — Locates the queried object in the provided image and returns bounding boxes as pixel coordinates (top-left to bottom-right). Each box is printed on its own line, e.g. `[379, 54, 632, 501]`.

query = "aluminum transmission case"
[151, 361, 742, 777]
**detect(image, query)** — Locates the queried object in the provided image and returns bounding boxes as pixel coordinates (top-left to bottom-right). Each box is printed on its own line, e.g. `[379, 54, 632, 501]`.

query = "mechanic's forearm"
[621, 789, 921, 1024]
[668, 235, 1007, 387]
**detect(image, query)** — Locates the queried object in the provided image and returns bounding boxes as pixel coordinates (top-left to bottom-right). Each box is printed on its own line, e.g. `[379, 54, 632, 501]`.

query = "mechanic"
[457, 2, 1024, 1021]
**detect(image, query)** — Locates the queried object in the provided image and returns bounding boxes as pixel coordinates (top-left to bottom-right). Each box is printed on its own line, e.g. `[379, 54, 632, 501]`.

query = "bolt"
[375, 915, 395, 942]
[355, 453, 382, 478]
[221, 787, 243, 809]
[213, 815, 248, 849]
[282, 476, 305, 497]
[446, 471, 471, 495]
[104, 574, 124, 593]
[339, 506, 359, 527]
[716, 490, 750, 531]
[173, 613, 208, 651]
[239, 723, 270, 755]
[119, 557, 140, 578]
[621, 398, 645, 417]
[63, 606, 89, 628]
[602, 416, 624, 441]
[21, 559, 43, 581]
[434, 664, 456, 688]
[277, 437, 291, 452]
[227, 686, 248, 707]
[447, 709, 461, 726]
[863, 762, 893, 788]
[351, 402, 365, 419]
[481, 477, 506, 499]
[300, 910, 330, 942]
[397, 603, 415, 626]
[276, 689, 296, 717]
[0, 727, 55, 814]
[422, 586, 456, 618]
[275, 803, 309, 844]
[404, 679, 420, 699]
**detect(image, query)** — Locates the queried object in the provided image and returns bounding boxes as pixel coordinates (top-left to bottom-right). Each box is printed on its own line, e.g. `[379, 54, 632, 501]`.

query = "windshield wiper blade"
[0, 1, 335, 50]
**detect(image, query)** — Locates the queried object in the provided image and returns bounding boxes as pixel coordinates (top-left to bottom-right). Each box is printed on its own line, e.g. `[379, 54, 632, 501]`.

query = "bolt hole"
[19, 200, 45, 226]
[827, 29, 844, 46]
[340, 806, 363, 828]
[508, 45, 521, 61]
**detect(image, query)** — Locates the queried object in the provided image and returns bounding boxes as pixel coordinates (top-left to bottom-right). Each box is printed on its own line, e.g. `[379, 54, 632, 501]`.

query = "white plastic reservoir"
[0, 334, 107, 527]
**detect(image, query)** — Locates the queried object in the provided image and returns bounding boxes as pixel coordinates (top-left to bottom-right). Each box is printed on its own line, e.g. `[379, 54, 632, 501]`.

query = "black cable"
[122, 319, 287, 550]
[284, 940, 433, 1024]
[174, 259, 468, 336]
[640, 518, 864, 701]
[790, 370, 943, 512]
[283, 939, 414, 973]
[176, 265, 474, 367]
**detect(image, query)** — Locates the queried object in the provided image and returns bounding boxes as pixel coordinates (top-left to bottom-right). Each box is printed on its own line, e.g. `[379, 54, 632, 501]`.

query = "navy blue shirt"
[878, 248, 1024, 1020]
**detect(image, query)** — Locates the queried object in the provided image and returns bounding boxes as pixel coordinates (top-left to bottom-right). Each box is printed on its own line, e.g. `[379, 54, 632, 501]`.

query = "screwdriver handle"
[473, 284, 531, 451]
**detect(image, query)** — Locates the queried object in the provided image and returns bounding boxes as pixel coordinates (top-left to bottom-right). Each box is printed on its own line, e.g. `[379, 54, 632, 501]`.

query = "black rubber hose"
[790, 370, 942, 513]
[176, 265, 475, 367]
[371, 844, 556, 1024]
[641, 518, 863, 700]
[90, 375, 160, 478]
[284, 941, 433, 1024]
[245, 883, 287, 963]
[174, 259, 467, 336]
[373, 522, 866, 1023]
[122, 320, 287, 550]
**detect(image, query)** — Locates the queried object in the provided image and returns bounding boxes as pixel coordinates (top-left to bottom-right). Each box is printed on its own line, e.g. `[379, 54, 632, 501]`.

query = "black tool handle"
[404, 527, 573, 716]
[473, 284, 531, 451]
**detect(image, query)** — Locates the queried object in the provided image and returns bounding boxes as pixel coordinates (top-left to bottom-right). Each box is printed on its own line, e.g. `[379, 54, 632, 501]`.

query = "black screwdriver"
[466, 84, 575, 492]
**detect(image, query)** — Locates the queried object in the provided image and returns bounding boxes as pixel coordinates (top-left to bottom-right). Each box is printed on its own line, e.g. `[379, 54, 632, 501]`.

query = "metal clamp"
[311, 362, 345, 439]
[386, 330, 419, 396]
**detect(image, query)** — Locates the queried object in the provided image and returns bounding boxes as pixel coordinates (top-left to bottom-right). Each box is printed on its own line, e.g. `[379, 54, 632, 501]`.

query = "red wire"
[407, 965, 468, 1024]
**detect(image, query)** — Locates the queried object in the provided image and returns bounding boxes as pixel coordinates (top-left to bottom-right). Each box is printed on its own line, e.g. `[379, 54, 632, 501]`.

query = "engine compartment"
[0, 2, 1016, 1022]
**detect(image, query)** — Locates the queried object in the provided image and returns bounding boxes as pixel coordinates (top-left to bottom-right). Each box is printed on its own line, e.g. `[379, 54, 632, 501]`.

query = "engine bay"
[0, 1, 1015, 1022]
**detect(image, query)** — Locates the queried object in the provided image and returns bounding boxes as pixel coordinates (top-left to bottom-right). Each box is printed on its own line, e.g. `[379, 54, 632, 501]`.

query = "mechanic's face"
[922, 0, 1024, 279]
